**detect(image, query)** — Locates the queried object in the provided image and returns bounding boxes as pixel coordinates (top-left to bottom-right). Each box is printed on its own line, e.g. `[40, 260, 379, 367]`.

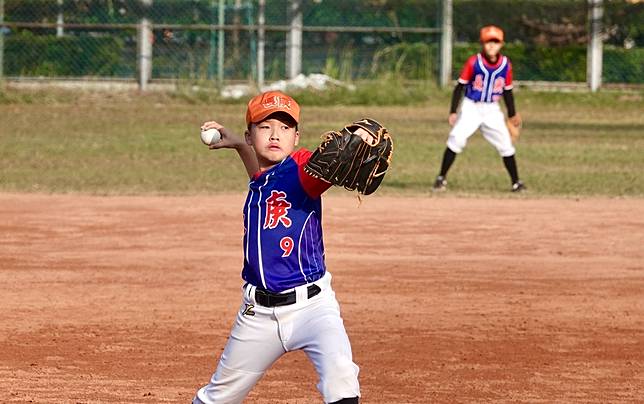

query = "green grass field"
[1, 86, 643, 196]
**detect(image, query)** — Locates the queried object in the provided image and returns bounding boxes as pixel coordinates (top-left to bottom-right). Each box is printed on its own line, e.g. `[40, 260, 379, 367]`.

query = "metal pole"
[208, 0, 217, 80]
[587, 0, 603, 92]
[217, 0, 225, 85]
[0, 0, 4, 82]
[57, 0, 64, 37]
[138, 0, 153, 91]
[232, 0, 241, 68]
[286, 0, 302, 79]
[440, 0, 453, 88]
[247, 1, 256, 82]
[257, 0, 265, 89]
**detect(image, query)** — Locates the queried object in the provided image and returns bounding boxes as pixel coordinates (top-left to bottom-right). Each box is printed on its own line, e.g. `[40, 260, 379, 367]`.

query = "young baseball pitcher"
[433, 25, 525, 192]
[193, 91, 392, 404]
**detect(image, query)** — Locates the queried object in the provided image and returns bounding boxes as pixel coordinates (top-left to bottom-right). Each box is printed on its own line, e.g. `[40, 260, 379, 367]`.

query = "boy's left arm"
[503, 61, 521, 127]
[292, 149, 333, 199]
[502, 89, 521, 126]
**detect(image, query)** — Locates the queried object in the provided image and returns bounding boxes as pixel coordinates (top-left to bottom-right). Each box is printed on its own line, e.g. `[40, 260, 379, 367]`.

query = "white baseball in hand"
[200, 128, 222, 145]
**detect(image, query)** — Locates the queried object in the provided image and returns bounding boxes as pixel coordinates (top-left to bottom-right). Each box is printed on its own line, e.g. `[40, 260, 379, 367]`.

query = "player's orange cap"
[480, 25, 504, 43]
[246, 91, 300, 125]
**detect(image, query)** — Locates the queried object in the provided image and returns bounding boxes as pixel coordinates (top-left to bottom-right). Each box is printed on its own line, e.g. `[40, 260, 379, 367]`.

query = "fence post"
[440, 0, 453, 88]
[587, 0, 603, 92]
[138, 0, 153, 91]
[232, 0, 241, 68]
[0, 0, 4, 83]
[57, 0, 64, 37]
[208, 0, 217, 80]
[286, 0, 302, 79]
[247, 1, 256, 81]
[257, 0, 265, 89]
[217, 0, 225, 85]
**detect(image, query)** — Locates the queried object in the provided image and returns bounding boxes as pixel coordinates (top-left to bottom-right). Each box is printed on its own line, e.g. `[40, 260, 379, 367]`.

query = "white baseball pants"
[193, 272, 360, 404]
[447, 98, 516, 157]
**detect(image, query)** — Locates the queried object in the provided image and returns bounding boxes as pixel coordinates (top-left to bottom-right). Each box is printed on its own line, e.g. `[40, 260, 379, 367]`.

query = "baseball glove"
[507, 113, 522, 143]
[304, 118, 393, 195]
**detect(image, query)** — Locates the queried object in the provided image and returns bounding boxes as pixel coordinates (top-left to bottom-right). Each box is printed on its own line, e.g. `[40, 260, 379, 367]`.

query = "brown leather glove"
[507, 113, 522, 143]
[304, 118, 394, 195]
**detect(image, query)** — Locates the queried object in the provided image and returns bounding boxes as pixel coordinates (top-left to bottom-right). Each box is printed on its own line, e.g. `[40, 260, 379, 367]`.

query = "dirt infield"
[1, 193, 642, 403]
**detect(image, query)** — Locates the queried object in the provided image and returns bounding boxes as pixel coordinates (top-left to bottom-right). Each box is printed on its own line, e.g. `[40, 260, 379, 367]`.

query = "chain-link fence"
[0, 0, 642, 87]
[0, 0, 442, 84]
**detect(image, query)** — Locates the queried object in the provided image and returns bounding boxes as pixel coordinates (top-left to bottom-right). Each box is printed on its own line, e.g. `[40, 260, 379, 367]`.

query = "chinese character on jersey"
[264, 190, 292, 229]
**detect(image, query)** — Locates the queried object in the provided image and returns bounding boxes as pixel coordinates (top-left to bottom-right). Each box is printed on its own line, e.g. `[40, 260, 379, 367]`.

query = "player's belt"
[255, 284, 321, 307]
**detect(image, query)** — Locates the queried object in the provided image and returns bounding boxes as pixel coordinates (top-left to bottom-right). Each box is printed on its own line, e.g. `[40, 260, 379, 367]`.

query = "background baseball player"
[433, 25, 525, 192]
[193, 91, 391, 404]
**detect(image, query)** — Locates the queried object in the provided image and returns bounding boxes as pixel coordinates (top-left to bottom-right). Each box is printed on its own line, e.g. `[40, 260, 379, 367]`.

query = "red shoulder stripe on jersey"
[251, 169, 265, 181]
[291, 148, 332, 199]
[504, 60, 513, 88]
[459, 54, 477, 82]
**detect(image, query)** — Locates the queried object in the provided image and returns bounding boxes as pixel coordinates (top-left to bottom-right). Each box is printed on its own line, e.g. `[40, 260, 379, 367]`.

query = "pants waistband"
[464, 97, 499, 105]
[255, 284, 321, 307]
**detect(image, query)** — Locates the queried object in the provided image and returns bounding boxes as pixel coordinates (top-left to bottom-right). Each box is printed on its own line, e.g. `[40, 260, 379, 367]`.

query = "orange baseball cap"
[480, 25, 504, 43]
[245, 91, 300, 125]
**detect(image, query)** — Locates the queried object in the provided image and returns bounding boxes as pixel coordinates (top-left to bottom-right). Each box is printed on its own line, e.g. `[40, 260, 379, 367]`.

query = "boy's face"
[245, 115, 299, 168]
[483, 40, 503, 58]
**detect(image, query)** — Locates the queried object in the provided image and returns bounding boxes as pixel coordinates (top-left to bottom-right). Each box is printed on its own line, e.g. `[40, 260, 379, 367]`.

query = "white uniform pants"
[193, 272, 360, 404]
[447, 98, 516, 157]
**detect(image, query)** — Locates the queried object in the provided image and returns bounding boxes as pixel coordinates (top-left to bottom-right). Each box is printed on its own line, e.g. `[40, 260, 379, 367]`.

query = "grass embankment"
[1, 85, 642, 196]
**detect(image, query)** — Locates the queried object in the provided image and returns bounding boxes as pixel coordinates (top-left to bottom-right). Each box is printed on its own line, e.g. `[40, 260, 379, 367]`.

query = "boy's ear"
[244, 128, 252, 146]
[294, 130, 300, 146]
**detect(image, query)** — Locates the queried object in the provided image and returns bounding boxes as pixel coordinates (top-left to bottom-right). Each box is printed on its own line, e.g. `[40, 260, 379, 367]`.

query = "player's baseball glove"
[304, 118, 393, 195]
[507, 113, 522, 143]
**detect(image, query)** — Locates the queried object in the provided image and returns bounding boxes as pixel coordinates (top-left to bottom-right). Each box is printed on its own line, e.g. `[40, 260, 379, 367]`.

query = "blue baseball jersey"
[458, 53, 514, 103]
[241, 148, 332, 292]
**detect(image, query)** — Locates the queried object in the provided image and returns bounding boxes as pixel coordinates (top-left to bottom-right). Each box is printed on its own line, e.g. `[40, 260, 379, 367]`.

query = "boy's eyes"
[258, 124, 291, 130]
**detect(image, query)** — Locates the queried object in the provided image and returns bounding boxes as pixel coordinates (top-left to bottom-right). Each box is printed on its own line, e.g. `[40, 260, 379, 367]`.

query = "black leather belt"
[255, 284, 321, 307]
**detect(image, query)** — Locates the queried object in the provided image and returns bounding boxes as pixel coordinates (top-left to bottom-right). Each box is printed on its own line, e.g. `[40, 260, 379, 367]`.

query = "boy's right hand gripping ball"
[304, 118, 394, 195]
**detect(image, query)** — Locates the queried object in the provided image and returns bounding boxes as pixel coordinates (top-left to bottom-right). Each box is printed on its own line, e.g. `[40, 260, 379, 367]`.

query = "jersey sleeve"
[458, 55, 477, 84]
[291, 148, 332, 199]
[504, 59, 514, 90]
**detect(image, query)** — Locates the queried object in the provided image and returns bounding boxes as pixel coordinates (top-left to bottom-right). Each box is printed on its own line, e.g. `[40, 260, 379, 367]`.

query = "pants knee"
[499, 145, 516, 157]
[318, 356, 360, 404]
[446, 136, 465, 154]
[194, 362, 262, 404]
